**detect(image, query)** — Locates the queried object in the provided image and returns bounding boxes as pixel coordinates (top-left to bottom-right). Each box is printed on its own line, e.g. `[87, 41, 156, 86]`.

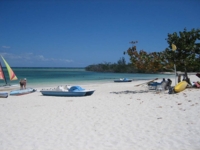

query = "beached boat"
[40, 85, 95, 96]
[10, 88, 37, 96]
[0, 92, 8, 98]
[0, 56, 19, 91]
[174, 81, 188, 93]
[114, 78, 132, 82]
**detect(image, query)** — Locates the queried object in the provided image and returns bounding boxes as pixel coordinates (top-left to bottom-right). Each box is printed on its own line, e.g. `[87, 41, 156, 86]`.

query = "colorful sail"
[0, 62, 5, 80]
[1, 56, 18, 80]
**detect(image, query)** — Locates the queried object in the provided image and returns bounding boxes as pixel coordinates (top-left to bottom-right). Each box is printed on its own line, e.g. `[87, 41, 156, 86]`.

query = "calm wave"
[0, 67, 174, 87]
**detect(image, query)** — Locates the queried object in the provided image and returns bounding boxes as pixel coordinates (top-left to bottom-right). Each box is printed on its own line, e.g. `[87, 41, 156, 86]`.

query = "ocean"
[0, 67, 174, 87]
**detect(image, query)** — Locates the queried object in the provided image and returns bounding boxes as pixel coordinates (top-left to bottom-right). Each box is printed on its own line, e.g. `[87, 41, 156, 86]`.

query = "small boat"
[174, 81, 188, 93]
[0, 56, 19, 90]
[114, 78, 132, 82]
[40, 85, 95, 96]
[0, 92, 8, 98]
[10, 88, 37, 96]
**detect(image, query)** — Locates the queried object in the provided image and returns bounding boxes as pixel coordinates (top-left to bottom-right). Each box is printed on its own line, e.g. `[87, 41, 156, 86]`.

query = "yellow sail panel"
[1, 56, 18, 80]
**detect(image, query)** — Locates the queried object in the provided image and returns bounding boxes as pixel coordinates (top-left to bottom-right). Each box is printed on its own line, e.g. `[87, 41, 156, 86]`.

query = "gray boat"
[0, 92, 8, 98]
[114, 78, 132, 82]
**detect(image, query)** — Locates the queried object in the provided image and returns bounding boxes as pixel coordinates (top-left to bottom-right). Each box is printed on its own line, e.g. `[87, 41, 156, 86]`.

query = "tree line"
[85, 57, 136, 73]
[86, 28, 200, 76]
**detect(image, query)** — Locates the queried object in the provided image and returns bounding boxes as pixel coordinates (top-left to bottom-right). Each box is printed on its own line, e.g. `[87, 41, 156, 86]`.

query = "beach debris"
[110, 90, 148, 94]
[188, 100, 192, 102]
[157, 117, 162, 119]
[158, 106, 162, 108]
[178, 103, 182, 105]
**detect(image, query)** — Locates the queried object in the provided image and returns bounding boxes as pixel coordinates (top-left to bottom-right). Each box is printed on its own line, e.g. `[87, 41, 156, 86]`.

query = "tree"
[124, 41, 167, 73]
[165, 28, 200, 84]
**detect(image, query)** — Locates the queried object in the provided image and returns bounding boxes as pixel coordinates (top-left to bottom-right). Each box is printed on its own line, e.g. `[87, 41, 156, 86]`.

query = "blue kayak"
[10, 88, 37, 96]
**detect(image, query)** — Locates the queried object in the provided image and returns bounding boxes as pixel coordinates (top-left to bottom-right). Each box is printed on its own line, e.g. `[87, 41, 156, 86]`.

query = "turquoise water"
[0, 67, 174, 87]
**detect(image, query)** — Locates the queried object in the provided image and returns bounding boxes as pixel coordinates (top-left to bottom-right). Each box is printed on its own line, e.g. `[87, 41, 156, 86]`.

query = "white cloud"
[0, 52, 73, 63]
[2, 46, 10, 49]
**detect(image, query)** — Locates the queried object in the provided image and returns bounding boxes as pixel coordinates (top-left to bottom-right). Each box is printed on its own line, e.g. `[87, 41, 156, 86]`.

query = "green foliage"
[166, 28, 200, 72]
[85, 57, 136, 73]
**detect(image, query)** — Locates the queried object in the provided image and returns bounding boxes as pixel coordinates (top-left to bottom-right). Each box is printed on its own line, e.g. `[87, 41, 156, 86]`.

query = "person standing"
[19, 78, 27, 89]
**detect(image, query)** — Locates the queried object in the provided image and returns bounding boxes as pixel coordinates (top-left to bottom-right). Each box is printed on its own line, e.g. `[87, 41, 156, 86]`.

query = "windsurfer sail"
[0, 56, 18, 85]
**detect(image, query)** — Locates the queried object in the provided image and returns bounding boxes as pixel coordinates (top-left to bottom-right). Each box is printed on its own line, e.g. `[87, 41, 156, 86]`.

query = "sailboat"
[0, 56, 19, 91]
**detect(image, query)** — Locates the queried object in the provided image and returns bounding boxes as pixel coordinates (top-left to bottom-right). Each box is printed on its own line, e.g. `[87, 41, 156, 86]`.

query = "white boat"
[0, 56, 19, 91]
[10, 88, 37, 96]
[114, 78, 132, 82]
[0, 92, 8, 98]
[40, 85, 95, 96]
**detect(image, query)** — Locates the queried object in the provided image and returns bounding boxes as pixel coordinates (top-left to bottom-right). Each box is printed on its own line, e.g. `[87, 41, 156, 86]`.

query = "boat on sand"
[174, 81, 188, 93]
[0, 92, 8, 98]
[40, 85, 95, 96]
[0, 56, 19, 91]
[10, 88, 37, 96]
[114, 78, 132, 82]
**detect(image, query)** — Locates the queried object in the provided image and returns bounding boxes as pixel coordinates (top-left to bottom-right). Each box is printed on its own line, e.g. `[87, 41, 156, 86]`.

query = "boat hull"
[10, 88, 36, 96]
[40, 90, 95, 97]
[0, 92, 8, 98]
[174, 81, 188, 93]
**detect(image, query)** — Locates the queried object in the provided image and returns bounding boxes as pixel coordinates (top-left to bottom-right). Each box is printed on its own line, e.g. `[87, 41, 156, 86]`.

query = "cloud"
[0, 52, 73, 63]
[34, 54, 73, 63]
[2, 46, 10, 49]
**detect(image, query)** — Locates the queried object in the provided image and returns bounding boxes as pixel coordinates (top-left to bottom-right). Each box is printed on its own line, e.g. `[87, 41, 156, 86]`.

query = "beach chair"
[148, 82, 161, 90]
[148, 78, 170, 92]
[148, 78, 166, 90]
[56, 86, 64, 91]
[156, 82, 167, 93]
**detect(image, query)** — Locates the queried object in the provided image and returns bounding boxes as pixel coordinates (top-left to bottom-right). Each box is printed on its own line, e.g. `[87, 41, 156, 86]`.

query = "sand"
[0, 74, 200, 150]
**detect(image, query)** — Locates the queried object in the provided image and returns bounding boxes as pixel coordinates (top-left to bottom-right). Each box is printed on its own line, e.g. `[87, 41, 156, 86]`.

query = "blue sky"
[0, 0, 199, 67]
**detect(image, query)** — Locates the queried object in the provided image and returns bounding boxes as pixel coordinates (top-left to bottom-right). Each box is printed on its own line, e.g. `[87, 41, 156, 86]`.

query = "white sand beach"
[0, 75, 200, 150]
